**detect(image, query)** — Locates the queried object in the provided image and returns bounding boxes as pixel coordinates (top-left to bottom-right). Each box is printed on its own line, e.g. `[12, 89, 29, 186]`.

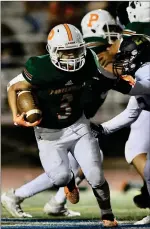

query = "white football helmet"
[47, 24, 86, 72]
[81, 9, 122, 44]
[126, 1, 150, 22]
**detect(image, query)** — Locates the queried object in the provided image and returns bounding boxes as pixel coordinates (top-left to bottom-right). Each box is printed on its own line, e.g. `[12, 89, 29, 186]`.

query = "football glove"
[90, 123, 105, 139]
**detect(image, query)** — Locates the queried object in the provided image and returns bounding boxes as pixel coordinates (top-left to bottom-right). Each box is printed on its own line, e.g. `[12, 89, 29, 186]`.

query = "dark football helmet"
[113, 35, 150, 77]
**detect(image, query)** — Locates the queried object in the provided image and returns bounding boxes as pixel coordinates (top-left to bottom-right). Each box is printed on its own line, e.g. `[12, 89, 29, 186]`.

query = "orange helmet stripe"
[48, 29, 55, 40]
[63, 24, 73, 41]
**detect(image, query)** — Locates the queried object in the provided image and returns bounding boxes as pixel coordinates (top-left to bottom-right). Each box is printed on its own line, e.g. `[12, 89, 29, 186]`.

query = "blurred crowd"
[1, 1, 119, 69]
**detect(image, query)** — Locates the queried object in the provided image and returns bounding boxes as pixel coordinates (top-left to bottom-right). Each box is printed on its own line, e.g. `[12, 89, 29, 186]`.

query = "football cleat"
[102, 219, 118, 227]
[133, 183, 150, 209]
[134, 216, 150, 225]
[64, 185, 79, 204]
[133, 194, 150, 209]
[43, 196, 81, 217]
[1, 189, 32, 218]
[102, 214, 118, 227]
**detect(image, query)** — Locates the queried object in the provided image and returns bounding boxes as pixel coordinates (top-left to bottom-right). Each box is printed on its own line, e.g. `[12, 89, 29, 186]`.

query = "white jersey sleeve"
[7, 73, 26, 91]
[129, 63, 150, 95]
[102, 96, 142, 134]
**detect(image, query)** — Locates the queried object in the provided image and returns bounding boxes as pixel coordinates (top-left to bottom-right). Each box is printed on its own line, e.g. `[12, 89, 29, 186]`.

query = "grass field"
[2, 189, 150, 229]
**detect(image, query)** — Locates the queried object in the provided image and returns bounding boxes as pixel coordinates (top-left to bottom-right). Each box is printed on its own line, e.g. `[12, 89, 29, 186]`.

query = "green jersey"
[83, 37, 109, 108]
[22, 49, 99, 129]
[123, 22, 150, 37]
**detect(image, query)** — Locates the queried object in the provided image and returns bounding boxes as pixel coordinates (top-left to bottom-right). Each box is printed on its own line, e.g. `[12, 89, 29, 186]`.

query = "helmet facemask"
[47, 43, 86, 72]
[113, 49, 138, 77]
[88, 23, 122, 44]
[47, 24, 87, 72]
[102, 24, 122, 44]
[113, 35, 150, 77]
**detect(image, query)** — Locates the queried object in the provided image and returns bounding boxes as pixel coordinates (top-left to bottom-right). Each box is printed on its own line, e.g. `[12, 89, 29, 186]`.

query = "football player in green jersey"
[43, 9, 124, 217]
[3, 23, 121, 227]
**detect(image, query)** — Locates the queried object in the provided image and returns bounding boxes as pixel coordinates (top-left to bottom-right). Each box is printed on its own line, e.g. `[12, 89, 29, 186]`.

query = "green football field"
[2, 189, 149, 228]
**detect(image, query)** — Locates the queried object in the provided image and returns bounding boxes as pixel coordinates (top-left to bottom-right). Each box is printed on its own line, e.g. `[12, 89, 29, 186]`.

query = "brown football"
[17, 90, 42, 123]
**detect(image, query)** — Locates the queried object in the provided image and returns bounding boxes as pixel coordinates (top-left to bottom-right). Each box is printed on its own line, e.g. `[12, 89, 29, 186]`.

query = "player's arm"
[101, 96, 142, 135]
[90, 96, 141, 138]
[90, 49, 134, 93]
[81, 77, 108, 119]
[91, 49, 135, 101]
[7, 74, 40, 127]
[98, 39, 121, 67]
[91, 49, 119, 89]
[129, 79, 150, 95]
[99, 62, 150, 95]
[114, 64, 150, 95]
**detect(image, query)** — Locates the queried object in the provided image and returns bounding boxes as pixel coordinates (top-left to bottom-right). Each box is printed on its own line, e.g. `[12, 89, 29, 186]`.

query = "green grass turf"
[2, 189, 149, 221]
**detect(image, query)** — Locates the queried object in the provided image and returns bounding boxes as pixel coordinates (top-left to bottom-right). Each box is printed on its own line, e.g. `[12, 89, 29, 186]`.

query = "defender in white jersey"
[92, 34, 150, 224]
[111, 35, 150, 214]
[97, 1, 150, 224]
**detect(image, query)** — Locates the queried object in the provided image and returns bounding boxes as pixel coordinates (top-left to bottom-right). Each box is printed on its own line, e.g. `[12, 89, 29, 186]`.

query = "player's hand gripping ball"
[17, 90, 42, 123]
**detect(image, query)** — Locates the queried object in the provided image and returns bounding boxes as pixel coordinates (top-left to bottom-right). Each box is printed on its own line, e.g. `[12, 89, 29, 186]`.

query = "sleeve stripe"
[122, 30, 136, 36]
[23, 68, 33, 81]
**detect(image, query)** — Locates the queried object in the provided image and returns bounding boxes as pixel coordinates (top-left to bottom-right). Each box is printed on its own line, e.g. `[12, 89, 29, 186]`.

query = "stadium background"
[2, 2, 145, 224]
